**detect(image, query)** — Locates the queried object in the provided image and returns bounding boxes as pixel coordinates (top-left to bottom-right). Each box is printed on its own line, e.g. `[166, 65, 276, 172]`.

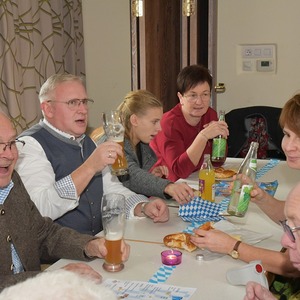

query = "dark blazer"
[98, 135, 172, 199]
[0, 171, 94, 291]
[122, 138, 172, 199]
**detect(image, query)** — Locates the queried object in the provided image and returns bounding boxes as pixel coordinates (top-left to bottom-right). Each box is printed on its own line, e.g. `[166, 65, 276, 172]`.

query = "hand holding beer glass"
[102, 110, 129, 176]
[101, 193, 126, 272]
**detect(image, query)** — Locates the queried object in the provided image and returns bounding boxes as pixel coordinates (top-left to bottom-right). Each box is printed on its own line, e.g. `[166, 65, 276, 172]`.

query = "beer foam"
[105, 232, 123, 241]
[112, 137, 123, 143]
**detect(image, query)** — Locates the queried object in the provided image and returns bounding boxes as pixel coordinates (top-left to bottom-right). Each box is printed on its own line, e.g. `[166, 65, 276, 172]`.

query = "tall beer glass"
[101, 193, 126, 272]
[102, 110, 129, 176]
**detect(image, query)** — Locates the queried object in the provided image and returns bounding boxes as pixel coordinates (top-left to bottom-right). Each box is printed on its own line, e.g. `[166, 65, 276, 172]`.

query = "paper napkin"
[178, 197, 229, 222]
[215, 180, 278, 197]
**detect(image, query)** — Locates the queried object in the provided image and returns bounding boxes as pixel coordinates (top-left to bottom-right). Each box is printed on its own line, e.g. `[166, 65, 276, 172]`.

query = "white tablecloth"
[47, 158, 297, 300]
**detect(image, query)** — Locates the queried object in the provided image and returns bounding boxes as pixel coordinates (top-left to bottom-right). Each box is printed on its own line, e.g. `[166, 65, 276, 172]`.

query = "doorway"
[130, 0, 213, 112]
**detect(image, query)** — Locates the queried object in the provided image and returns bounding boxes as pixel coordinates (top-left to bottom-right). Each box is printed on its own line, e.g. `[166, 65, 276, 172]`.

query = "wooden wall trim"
[189, 0, 198, 65]
[130, 14, 139, 90]
[208, 0, 218, 109]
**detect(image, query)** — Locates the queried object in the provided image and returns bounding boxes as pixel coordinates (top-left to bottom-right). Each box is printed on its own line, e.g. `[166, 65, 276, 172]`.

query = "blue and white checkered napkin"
[178, 197, 229, 222]
[148, 265, 176, 283]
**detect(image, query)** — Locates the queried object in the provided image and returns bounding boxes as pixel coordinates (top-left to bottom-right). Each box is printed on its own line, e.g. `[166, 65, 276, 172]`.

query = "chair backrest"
[239, 115, 269, 158]
[225, 106, 285, 159]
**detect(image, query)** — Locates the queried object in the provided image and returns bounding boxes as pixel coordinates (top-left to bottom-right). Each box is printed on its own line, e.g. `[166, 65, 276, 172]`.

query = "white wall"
[216, 0, 300, 113]
[82, 0, 131, 130]
[83, 0, 300, 128]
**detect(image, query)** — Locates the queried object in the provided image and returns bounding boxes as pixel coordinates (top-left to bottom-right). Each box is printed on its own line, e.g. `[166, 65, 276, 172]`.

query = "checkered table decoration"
[256, 159, 279, 179]
[148, 265, 177, 283]
[216, 180, 278, 197]
[179, 159, 280, 223]
[178, 197, 229, 222]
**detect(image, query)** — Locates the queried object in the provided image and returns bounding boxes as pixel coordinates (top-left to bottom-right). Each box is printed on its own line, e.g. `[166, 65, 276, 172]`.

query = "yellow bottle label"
[199, 169, 215, 202]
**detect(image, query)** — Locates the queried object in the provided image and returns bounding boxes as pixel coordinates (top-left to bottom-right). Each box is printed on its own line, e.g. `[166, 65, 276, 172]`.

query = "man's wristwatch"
[230, 240, 242, 259]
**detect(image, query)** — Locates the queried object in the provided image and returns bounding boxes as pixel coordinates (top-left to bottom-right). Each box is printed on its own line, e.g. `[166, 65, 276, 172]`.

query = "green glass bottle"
[211, 110, 227, 167]
[227, 142, 259, 217]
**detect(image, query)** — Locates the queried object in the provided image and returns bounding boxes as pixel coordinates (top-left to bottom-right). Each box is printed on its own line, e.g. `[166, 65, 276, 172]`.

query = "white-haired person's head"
[0, 269, 117, 300]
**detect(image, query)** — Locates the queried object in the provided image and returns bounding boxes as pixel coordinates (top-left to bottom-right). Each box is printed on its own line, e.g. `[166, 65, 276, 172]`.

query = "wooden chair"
[89, 126, 104, 143]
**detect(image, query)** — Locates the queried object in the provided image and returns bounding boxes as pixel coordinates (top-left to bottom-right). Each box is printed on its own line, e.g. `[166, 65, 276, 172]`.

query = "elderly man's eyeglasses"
[183, 92, 211, 103]
[0, 139, 25, 154]
[47, 98, 94, 110]
[279, 219, 300, 242]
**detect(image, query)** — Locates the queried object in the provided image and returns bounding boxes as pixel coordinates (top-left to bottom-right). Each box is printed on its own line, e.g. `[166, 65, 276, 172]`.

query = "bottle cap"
[196, 254, 204, 261]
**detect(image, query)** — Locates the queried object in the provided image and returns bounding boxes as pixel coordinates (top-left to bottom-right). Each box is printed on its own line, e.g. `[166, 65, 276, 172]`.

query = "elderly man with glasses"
[15, 74, 169, 236]
[244, 182, 300, 300]
[0, 111, 129, 291]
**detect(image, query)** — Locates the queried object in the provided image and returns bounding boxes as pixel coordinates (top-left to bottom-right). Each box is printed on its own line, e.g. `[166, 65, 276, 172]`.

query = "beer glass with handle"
[102, 110, 129, 176]
[101, 193, 126, 272]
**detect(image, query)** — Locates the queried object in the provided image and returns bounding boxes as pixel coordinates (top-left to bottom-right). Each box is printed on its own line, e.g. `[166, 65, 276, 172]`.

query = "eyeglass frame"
[0, 139, 25, 154]
[46, 98, 94, 110]
[279, 219, 300, 242]
[182, 91, 211, 103]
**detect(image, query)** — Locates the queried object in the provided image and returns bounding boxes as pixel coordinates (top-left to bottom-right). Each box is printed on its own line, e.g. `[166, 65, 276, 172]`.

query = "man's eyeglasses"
[279, 219, 300, 242]
[47, 98, 94, 110]
[183, 92, 211, 103]
[0, 139, 25, 154]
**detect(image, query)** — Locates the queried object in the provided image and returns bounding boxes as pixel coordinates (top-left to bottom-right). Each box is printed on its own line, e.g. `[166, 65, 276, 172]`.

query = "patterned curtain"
[0, 0, 85, 133]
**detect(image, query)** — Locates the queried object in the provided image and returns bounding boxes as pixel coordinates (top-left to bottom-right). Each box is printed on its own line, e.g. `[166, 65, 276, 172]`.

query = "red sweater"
[150, 103, 218, 181]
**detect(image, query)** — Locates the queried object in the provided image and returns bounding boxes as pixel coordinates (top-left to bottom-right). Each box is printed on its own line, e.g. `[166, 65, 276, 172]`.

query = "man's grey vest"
[20, 122, 103, 235]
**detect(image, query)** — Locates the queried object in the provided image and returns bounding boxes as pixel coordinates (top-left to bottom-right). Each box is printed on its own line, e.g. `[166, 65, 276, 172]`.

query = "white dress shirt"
[15, 121, 148, 220]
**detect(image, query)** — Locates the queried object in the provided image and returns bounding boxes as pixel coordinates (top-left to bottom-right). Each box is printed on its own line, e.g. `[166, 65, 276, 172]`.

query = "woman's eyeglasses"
[183, 92, 211, 103]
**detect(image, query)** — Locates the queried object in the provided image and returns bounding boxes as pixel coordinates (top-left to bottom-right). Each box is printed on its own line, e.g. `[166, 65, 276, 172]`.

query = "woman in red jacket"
[150, 65, 229, 181]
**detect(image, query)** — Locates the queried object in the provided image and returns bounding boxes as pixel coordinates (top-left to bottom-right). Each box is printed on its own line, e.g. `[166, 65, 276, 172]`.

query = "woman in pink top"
[150, 65, 229, 181]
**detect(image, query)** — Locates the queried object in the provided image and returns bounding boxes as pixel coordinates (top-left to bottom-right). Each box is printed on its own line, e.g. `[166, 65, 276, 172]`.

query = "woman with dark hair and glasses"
[150, 65, 229, 181]
[191, 94, 300, 281]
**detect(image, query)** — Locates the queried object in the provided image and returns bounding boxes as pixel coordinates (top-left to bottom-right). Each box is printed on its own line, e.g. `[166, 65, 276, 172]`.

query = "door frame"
[208, 0, 218, 110]
[130, 0, 217, 110]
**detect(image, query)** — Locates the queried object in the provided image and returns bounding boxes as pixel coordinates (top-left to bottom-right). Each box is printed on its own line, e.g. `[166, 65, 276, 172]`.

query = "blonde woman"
[106, 90, 194, 205]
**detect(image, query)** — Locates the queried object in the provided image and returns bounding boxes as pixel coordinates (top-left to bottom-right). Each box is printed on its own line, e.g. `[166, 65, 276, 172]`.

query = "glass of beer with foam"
[102, 110, 129, 177]
[101, 193, 126, 272]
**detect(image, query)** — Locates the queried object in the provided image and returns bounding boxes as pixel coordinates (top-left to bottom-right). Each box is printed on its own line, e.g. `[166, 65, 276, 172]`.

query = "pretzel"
[163, 222, 214, 252]
[214, 167, 236, 179]
[163, 232, 197, 252]
[198, 221, 214, 231]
